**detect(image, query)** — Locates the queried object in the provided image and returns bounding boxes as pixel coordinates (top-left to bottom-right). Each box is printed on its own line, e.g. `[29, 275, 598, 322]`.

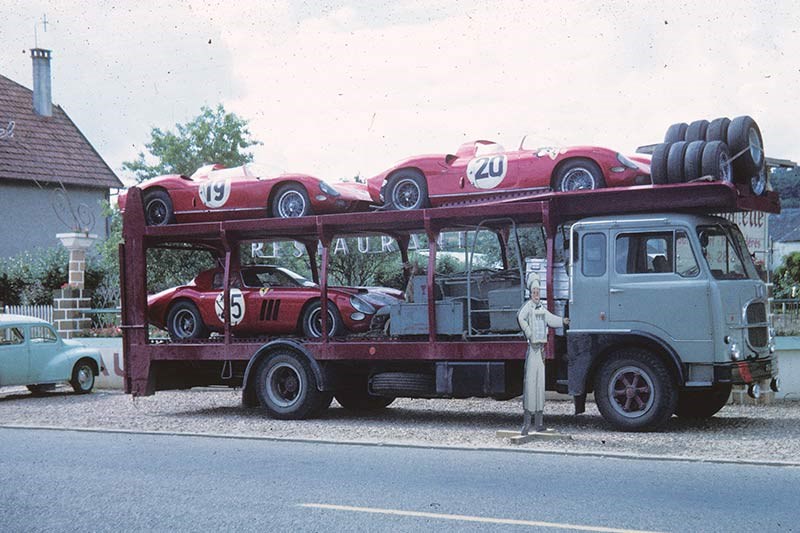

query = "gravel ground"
[2, 386, 799, 465]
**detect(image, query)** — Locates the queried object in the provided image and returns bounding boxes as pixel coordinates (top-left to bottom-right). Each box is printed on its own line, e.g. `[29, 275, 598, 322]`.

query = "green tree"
[774, 252, 800, 299]
[771, 168, 800, 209]
[122, 104, 261, 182]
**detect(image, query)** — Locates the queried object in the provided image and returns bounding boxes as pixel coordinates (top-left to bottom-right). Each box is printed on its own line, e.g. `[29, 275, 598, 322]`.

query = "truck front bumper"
[714, 356, 778, 385]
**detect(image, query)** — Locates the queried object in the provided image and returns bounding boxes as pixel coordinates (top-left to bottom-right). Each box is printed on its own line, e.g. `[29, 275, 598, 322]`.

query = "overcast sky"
[2, 1, 798, 186]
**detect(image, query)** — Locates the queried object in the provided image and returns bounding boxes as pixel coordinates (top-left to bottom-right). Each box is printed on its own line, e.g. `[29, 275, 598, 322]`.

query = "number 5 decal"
[199, 178, 231, 208]
[214, 289, 245, 326]
[467, 155, 507, 189]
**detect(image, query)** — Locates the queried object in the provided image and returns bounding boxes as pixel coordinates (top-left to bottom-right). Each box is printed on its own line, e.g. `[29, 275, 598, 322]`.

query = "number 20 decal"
[467, 155, 508, 189]
[199, 179, 231, 208]
[214, 289, 245, 326]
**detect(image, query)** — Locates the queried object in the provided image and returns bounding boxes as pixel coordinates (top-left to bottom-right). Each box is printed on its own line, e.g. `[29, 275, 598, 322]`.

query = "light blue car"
[0, 314, 104, 395]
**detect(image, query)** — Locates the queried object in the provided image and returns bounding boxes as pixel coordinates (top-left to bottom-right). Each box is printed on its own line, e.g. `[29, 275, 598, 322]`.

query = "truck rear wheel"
[594, 349, 677, 431]
[254, 351, 328, 419]
[674, 384, 731, 419]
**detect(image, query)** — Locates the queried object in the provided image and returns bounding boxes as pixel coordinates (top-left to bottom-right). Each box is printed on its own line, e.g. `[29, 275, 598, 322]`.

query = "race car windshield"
[697, 224, 758, 280]
[474, 143, 505, 156]
[242, 267, 315, 288]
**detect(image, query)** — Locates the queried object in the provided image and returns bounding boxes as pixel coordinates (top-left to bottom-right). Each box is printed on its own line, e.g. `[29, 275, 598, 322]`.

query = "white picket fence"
[3, 304, 54, 323]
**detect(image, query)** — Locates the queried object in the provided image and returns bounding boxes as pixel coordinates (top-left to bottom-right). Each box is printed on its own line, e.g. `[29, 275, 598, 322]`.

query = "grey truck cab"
[566, 213, 776, 430]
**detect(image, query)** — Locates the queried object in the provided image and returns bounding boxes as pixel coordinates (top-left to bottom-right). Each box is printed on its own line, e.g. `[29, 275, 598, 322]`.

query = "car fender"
[36, 345, 101, 384]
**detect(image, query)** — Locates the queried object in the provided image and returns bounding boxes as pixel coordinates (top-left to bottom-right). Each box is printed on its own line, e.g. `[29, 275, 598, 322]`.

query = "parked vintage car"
[366, 139, 651, 210]
[0, 315, 103, 394]
[147, 265, 403, 340]
[118, 163, 373, 225]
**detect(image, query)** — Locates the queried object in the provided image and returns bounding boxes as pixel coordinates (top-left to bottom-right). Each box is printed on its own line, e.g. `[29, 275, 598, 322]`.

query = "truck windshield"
[697, 224, 758, 280]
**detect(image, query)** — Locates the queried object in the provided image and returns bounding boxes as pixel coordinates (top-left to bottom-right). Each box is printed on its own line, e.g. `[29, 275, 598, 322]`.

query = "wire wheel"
[276, 189, 308, 218]
[608, 365, 655, 419]
[392, 178, 422, 209]
[559, 168, 597, 191]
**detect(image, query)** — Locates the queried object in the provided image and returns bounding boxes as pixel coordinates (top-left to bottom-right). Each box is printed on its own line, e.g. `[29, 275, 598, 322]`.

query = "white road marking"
[299, 503, 664, 533]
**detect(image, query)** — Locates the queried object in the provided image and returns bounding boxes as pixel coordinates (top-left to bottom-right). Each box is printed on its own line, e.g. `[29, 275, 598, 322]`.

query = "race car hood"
[329, 286, 403, 307]
[331, 181, 373, 202]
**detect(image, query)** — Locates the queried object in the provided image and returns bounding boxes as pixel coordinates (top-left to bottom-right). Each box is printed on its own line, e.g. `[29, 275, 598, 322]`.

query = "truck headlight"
[350, 295, 376, 314]
[729, 343, 741, 361]
[319, 181, 341, 197]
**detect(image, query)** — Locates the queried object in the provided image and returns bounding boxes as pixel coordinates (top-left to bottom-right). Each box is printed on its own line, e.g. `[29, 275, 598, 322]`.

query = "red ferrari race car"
[118, 163, 372, 225]
[147, 265, 402, 340]
[366, 139, 651, 210]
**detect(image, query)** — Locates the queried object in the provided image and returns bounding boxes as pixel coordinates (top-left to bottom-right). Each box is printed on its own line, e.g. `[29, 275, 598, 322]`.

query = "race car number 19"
[467, 155, 507, 189]
[199, 179, 231, 208]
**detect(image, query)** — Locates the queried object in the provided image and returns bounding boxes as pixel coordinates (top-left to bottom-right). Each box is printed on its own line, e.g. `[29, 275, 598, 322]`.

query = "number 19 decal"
[467, 155, 507, 189]
[214, 289, 245, 326]
[199, 179, 231, 208]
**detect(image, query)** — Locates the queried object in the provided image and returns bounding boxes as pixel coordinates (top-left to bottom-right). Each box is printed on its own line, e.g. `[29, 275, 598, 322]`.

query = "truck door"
[609, 229, 713, 361]
[570, 229, 610, 330]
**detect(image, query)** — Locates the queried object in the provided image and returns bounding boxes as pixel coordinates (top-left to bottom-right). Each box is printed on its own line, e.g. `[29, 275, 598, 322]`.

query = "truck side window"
[581, 233, 606, 277]
[675, 231, 700, 277]
[615, 232, 673, 274]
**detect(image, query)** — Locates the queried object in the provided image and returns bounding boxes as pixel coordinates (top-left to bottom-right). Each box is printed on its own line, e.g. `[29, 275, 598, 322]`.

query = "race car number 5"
[467, 155, 507, 189]
[214, 289, 245, 326]
[199, 179, 231, 208]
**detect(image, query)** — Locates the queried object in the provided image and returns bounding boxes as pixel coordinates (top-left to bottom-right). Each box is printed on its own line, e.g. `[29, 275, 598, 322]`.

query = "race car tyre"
[685, 120, 710, 142]
[683, 140, 706, 182]
[166, 301, 209, 340]
[666, 141, 689, 184]
[674, 384, 732, 419]
[143, 189, 175, 226]
[594, 348, 677, 432]
[553, 159, 606, 192]
[370, 372, 436, 397]
[650, 143, 671, 185]
[254, 351, 327, 419]
[664, 122, 688, 143]
[705, 117, 730, 142]
[301, 300, 343, 338]
[272, 184, 312, 218]
[385, 170, 429, 210]
[727, 115, 764, 180]
[335, 385, 395, 411]
[750, 162, 768, 196]
[701, 141, 732, 183]
[70, 359, 96, 394]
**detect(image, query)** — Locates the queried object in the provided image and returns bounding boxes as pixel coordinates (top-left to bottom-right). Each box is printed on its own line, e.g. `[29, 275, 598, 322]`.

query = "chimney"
[31, 48, 52, 117]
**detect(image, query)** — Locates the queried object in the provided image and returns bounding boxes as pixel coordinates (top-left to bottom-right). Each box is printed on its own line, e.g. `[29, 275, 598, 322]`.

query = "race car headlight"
[616, 153, 639, 170]
[350, 295, 376, 314]
[319, 181, 341, 197]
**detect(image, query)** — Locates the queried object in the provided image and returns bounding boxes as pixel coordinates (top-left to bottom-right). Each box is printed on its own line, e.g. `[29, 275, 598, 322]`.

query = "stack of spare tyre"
[650, 115, 767, 196]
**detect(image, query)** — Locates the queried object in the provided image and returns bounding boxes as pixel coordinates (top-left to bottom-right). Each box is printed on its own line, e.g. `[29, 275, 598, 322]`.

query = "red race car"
[118, 163, 372, 225]
[147, 265, 402, 340]
[366, 139, 651, 210]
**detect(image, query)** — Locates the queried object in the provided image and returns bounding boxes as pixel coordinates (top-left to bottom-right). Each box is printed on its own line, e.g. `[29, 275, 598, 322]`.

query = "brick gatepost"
[53, 232, 97, 339]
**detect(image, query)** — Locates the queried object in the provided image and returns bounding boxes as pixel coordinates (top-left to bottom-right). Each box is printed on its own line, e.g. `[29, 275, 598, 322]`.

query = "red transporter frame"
[121, 181, 779, 405]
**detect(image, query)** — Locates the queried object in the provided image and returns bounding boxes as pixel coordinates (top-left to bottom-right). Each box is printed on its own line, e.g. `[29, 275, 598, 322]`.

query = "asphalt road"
[1, 428, 798, 532]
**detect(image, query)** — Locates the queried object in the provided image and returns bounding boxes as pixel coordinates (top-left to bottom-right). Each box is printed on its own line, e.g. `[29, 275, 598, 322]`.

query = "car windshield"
[697, 224, 759, 280]
[474, 143, 505, 156]
[241, 266, 316, 288]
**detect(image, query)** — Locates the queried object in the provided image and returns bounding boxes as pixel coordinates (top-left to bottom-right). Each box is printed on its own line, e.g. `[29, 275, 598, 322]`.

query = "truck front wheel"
[674, 384, 732, 419]
[254, 351, 329, 419]
[594, 349, 677, 431]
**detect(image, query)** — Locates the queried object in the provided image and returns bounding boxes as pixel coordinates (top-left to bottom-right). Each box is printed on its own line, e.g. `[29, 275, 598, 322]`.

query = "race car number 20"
[467, 155, 508, 189]
[214, 289, 245, 326]
[199, 179, 231, 208]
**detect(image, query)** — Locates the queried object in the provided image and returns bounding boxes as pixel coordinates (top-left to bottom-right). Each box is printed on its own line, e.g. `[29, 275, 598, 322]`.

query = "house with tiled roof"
[770, 208, 800, 270]
[0, 49, 122, 257]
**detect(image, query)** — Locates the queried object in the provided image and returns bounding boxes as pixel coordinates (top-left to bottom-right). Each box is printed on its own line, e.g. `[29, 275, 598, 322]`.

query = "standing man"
[517, 272, 568, 434]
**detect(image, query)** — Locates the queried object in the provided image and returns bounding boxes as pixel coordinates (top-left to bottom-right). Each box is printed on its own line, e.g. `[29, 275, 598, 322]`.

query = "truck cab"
[567, 213, 776, 430]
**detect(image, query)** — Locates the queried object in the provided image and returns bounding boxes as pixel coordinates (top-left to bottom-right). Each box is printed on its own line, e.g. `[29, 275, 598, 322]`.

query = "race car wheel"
[664, 122, 688, 143]
[683, 140, 706, 182]
[674, 384, 731, 419]
[750, 162, 768, 196]
[272, 184, 312, 218]
[701, 141, 732, 183]
[255, 351, 328, 419]
[650, 143, 671, 185]
[166, 301, 208, 340]
[70, 359, 96, 394]
[727, 115, 764, 180]
[301, 300, 343, 338]
[666, 141, 689, 184]
[594, 348, 677, 431]
[705, 117, 730, 142]
[554, 159, 605, 192]
[143, 189, 175, 226]
[685, 120, 709, 142]
[385, 170, 429, 210]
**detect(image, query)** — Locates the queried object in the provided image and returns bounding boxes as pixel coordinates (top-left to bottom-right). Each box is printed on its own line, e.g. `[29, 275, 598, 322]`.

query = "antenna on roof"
[34, 14, 48, 49]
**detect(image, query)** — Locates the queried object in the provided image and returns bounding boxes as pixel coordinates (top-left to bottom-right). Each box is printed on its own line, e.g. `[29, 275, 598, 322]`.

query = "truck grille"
[746, 302, 768, 348]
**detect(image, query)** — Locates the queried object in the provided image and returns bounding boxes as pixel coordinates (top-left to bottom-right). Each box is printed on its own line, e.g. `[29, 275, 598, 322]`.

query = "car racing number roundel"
[466, 155, 508, 189]
[199, 179, 232, 208]
[214, 289, 245, 326]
